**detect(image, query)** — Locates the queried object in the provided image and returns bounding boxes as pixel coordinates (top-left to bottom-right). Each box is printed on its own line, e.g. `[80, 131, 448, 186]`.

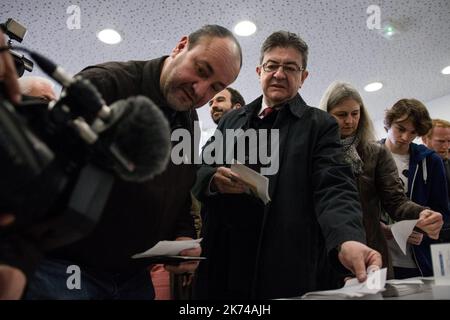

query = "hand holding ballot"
[132, 237, 203, 274]
[416, 209, 443, 239]
[302, 268, 387, 299]
[164, 237, 202, 275]
[211, 166, 249, 195]
[338, 241, 382, 283]
[386, 210, 443, 255]
[211, 163, 271, 205]
[229, 163, 271, 204]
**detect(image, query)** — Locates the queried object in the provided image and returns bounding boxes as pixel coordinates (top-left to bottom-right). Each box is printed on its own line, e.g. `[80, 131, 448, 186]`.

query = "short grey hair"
[18, 76, 55, 95]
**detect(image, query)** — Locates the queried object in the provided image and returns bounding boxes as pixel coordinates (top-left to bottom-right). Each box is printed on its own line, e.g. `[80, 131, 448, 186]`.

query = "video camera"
[0, 18, 33, 77]
[0, 22, 171, 250]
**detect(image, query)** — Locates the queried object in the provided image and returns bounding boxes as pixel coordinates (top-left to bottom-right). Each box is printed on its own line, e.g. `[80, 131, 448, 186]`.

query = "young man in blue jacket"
[381, 98, 448, 278]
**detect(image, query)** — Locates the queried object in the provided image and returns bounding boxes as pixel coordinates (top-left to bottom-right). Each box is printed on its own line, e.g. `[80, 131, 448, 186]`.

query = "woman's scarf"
[341, 135, 363, 177]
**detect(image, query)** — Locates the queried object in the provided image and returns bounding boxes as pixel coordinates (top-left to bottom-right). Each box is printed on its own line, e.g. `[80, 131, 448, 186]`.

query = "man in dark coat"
[193, 31, 381, 299]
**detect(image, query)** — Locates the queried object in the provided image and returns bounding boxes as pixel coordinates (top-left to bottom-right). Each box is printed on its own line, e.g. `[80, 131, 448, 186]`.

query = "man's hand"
[164, 237, 202, 275]
[338, 241, 382, 283]
[416, 209, 443, 240]
[211, 166, 248, 194]
[0, 213, 15, 227]
[0, 31, 21, 104]
[0, 265, 26, 300]
[0, 211, 24, 300]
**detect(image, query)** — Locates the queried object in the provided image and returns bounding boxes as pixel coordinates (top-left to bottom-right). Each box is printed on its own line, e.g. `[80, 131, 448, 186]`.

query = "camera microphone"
[17, 48, 172, 182]
[27, 50, 73, 87]
[1, 38, 173, 250]
[93, 95, 171, 182]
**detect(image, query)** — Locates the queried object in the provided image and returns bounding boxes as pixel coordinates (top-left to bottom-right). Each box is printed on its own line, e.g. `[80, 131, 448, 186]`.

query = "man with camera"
[18, 25, 242, 300]
[0, 209, 27, 300]
[0, 30, 27, 300]
[0, 31, 20, 104]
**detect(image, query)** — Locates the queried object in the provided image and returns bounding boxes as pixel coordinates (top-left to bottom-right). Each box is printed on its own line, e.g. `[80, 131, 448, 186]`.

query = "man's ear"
[256, 66, 261, 78]
[171, 36, 189, 57]
[233, 103, 242, 110]
[301, 70, 309, 82]
[297, 70, 309, 89]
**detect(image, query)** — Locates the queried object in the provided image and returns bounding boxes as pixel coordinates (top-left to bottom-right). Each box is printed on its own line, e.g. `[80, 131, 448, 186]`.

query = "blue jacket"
[382, 140, 449, 276]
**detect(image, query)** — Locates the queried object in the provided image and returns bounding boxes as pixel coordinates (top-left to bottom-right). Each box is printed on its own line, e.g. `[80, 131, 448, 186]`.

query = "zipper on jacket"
[409, 164, 419, 200]
[409, 160, 425, 277]
[422, 158, 427, 184]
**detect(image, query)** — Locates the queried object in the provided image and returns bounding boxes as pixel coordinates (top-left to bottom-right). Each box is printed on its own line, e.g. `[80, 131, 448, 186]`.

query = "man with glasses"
[193, 31, 381, 299]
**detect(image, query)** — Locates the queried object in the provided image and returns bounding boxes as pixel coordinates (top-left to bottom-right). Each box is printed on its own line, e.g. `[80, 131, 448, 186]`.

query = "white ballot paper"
[430, 243, 450, 285]
[230, 163, 271, 205]
[391, 219, 419, 255]
[383, 278, 426, 297]
[301, 268, 387, 299]
[132, 238, 202, 259]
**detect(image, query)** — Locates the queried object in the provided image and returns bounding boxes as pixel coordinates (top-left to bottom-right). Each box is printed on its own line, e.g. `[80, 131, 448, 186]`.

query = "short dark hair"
[188, 25, 243, 68]
[226, 87, 245, 107]
[259, 31, 309, 69]
[384, 99, 432, 136]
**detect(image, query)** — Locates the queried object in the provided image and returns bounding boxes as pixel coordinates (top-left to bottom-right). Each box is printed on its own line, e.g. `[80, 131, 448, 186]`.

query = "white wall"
[373, 119, 387, 141]
[426, 94, 450, 120]
[373, 93, 450, 141]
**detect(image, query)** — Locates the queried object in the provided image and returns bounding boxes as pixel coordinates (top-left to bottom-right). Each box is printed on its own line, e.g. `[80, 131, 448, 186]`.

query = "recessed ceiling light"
[364, 82, 383, 92]
[385, 27, 395, 37]
[97, 29, 122, 45]
[379, 19, 402, 40]
[234, 21, 257, 37]
[442, 66, 450, 75]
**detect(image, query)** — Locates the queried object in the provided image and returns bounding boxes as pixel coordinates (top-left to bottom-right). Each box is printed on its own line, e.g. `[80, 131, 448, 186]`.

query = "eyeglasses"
[261, 62, 304, 74]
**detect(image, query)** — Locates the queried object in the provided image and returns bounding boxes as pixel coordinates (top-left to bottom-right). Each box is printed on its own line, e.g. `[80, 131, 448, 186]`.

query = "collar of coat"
[234, 93, 309, 120]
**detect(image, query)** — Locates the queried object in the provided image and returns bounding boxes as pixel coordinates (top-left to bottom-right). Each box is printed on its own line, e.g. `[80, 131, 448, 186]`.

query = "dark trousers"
[24, 258, 155, 300]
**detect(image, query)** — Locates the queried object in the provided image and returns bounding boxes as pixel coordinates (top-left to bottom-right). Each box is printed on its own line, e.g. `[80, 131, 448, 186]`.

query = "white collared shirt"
[258, 102, 270, 119]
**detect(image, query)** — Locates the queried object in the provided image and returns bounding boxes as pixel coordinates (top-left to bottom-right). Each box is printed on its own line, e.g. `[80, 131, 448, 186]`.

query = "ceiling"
[2, 0, 450, 132]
